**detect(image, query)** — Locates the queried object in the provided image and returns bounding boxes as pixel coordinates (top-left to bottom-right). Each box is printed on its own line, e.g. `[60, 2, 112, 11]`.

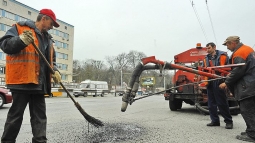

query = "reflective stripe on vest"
[5, 24, 40, 84]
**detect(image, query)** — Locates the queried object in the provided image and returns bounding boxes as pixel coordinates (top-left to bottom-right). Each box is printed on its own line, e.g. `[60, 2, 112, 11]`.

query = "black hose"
[195, 103, 240, 114]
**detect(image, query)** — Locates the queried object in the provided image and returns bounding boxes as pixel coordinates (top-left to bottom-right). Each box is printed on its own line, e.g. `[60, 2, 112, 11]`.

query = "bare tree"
[105, 56, 118, 85]
[83, 59, 106, 80]
[115, 53, 130, 86]
[72, 60, 82, 82]
[127, 50, 146, 68]
[72, 50, 173, 91]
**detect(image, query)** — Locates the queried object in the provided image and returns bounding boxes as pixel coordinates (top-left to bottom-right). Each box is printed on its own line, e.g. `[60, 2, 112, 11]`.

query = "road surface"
[0, 93, 247, 143]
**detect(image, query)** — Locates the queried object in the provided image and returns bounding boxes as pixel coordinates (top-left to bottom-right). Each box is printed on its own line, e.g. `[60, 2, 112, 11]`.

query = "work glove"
[52, 71, 61, 84]
[19, 30, 34, 45]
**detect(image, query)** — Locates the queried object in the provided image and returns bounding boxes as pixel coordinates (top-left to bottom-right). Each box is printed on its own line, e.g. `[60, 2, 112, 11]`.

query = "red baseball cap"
[39, 9, 60, 28]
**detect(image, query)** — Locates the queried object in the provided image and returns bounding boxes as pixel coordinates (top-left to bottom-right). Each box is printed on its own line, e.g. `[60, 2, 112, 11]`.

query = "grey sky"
[17, 0, 255, 62]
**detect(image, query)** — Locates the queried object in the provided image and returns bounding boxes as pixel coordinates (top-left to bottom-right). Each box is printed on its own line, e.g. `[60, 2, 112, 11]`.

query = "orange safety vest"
[231, 44, 254, 64]
[202, 52, 227, 86]
[6, 24, 40, 84]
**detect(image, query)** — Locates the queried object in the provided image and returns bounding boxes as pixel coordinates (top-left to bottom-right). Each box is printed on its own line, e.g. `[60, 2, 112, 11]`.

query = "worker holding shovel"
[0, 9, 61, 143]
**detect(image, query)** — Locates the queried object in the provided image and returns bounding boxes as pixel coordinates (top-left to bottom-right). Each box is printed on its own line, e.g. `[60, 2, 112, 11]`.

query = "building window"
[0, 52, 6, 60]
[2, 0, 7, 6]
[61, 74, 67, 80]
[0, 66, 5, 74]
[1, 9, 5, 17]
[64, 54, 68, 60]
[0, 23, 4, 31]
[65, 26, 67, 30]
[28, 11, 31, 15]
[0, 23, 11, 32]
[62, 64, 68, 70]
[64, 33, 69, 39]
[56, 52, 68, 60]
[63, 43, 67, 49]
[5, 11, 15, 20]
[57, 63, 62, 69]
[15, 15, 18, 21]
[55, 30, 59, 36]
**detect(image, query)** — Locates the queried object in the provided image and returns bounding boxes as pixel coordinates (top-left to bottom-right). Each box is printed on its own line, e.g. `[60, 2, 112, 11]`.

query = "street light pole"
[163, 71, 166, 89]
[164, 75, 165, 89]
[121, 68, 123, 88]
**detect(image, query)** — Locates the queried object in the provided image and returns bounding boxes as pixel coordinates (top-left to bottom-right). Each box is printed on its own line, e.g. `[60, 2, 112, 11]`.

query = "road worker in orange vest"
[202, 42, 233, 129]
[220, 36, 255, 142]
[0, 9, 61, 143]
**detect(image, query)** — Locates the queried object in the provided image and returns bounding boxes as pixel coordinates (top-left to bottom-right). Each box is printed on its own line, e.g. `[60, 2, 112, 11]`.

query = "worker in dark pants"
[220, 36, 255, 142]
[207, 80, 233, 128]
[202, 42, 233, 129]
[0, 9, 61, 143]
[2, 93, 47, 142]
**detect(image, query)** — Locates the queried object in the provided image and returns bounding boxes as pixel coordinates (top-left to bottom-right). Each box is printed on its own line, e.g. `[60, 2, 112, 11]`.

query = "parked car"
[0, 88, 12, 108]
[73, 80, 109, 97]
[73, 91, 87, 97]
[118, 92, 124, 96]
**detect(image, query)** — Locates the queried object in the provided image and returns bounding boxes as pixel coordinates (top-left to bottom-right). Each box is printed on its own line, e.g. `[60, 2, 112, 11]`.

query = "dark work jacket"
[225, 43, 255, 101]
[202, 50, 228, 86]
[0, 20, 57, 94]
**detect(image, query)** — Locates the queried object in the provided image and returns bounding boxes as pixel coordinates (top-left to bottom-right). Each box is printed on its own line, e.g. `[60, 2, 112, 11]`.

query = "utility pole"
[120, 68, 123, 88]
[164, 74, 166, 89]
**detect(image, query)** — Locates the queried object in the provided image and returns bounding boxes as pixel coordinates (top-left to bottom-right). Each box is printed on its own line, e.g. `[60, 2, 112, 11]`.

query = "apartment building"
[0, 0, 74, 84]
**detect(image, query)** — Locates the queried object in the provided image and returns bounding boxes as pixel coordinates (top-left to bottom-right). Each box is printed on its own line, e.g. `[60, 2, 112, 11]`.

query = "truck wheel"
[74, 95, 79, 97]
[101, 92, 104, 97]
[83, 93, 87, 97]
[177, 100, 182, 109]
[0, 94, 4, 108]
[169, 99, 182, 111]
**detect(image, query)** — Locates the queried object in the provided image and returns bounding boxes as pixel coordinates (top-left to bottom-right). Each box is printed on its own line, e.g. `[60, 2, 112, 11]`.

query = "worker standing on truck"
[0, 9, 61, 143]
[219, 36, 255, 142]
[202, 42, 233, 129]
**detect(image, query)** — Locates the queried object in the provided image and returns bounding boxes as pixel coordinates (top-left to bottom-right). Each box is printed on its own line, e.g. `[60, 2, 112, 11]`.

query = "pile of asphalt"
[19, 120, 145, 143]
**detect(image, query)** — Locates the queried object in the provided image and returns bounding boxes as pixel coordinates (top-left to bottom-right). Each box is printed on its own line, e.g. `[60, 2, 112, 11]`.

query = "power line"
[189, 0, 209, 42]
[205, 0, 218, 46]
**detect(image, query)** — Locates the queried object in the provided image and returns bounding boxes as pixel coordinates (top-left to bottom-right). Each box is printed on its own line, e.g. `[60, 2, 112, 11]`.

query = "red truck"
[121, 44, 240, 115]
[163, 44, 239, 115]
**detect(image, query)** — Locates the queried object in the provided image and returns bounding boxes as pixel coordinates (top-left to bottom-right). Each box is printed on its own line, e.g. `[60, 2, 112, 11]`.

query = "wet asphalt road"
[0, 93, 248, 143]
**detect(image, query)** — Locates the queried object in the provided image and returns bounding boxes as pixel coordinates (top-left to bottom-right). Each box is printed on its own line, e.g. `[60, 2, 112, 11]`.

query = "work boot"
[225, 123, 233, 129]
[207, 122, 220, 126]
[236, 134, 255, 142]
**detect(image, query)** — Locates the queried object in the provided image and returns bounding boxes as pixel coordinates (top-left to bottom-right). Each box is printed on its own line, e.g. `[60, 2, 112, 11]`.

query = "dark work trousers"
[1, 92, 47, 143]
[207, 81, 233, 124]
[239, 96, 255, 139]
